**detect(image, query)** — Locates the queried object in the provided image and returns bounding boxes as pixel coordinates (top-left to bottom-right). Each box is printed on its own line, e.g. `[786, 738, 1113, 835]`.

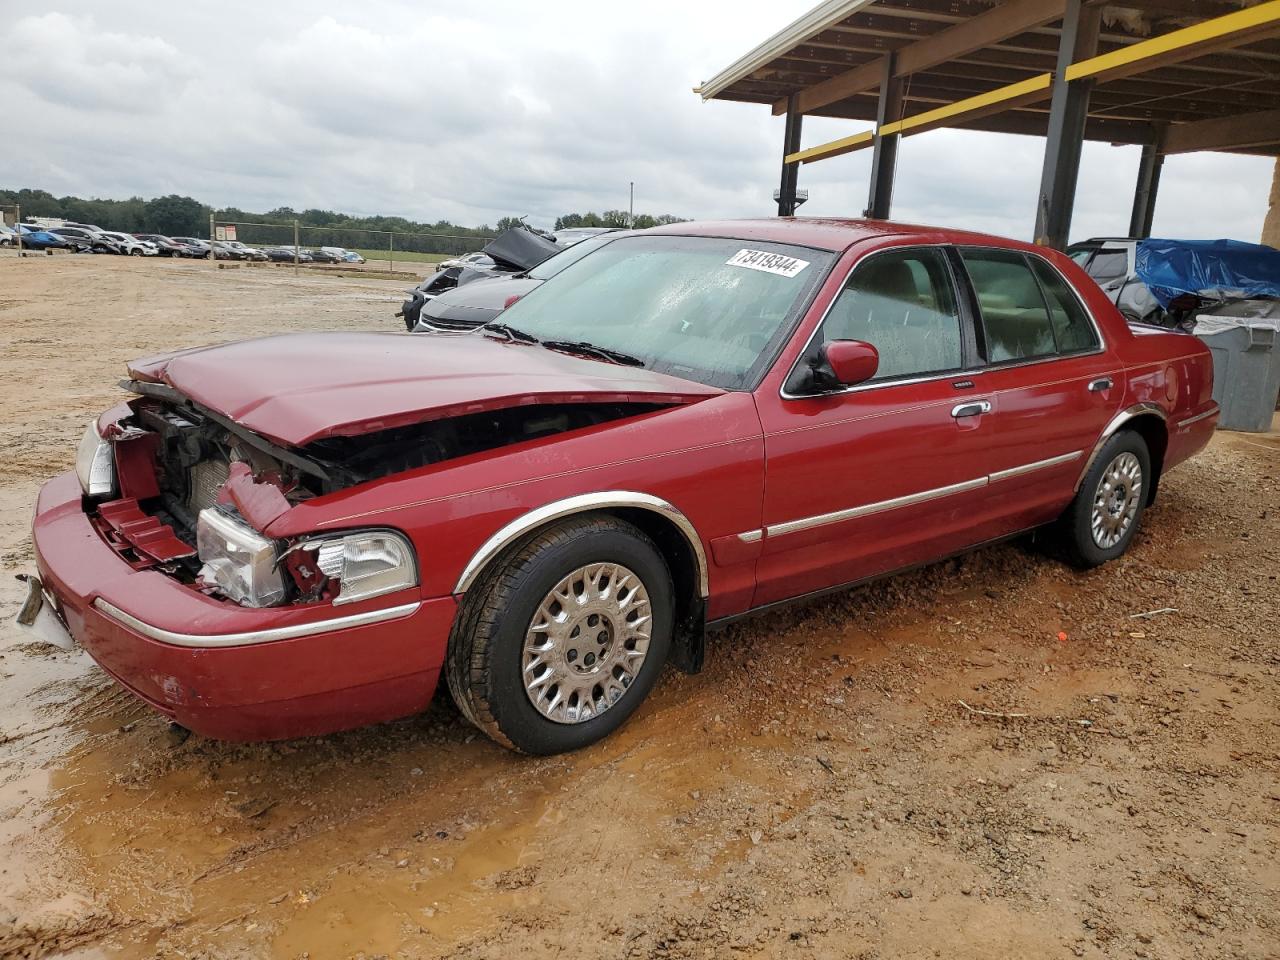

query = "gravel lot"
[0, 255, 1276, 960]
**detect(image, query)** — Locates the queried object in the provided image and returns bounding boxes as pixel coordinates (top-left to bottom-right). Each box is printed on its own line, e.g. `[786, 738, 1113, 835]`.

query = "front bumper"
[29, 471, 457, 741]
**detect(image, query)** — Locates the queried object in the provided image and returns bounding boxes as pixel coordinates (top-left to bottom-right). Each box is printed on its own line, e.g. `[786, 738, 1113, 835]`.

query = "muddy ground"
[0, 255, 1276, 960]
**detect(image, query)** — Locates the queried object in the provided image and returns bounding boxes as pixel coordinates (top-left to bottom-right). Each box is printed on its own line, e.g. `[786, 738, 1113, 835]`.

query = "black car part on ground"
[397, 228, 560, 330]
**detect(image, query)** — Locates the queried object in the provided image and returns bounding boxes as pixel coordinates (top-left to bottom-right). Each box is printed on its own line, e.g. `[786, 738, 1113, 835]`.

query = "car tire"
[446, 514, 674, 755]
[1054, 430, 1151, 569]
[129, 248, 142, 256]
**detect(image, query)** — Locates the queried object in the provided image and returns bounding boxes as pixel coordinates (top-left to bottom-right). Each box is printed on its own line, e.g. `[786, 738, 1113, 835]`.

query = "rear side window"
[1030, 258, 1100, 353]
[1085, 249, 1127, 282]
[960, 249, 1056, 362]
[820, 248, 963, 380]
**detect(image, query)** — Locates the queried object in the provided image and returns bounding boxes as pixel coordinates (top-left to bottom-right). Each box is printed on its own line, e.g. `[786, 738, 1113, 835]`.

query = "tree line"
[1, 188, 687, 255]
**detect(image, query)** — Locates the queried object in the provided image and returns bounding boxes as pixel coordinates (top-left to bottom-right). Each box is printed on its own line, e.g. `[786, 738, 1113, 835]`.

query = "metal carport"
[696, 0, 1280, 248]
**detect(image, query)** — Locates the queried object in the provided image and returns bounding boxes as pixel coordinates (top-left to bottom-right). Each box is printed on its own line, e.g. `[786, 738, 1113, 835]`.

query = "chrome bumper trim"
[92, 598, 422, 649]
[1176, 407, 1217, 429]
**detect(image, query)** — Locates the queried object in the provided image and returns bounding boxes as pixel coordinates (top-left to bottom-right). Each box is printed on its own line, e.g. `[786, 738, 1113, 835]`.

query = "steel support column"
[1128, 131, 1166, 239]
[777, 94, 804, 216]
[1034, 0, 1101, 249]
[865, 55, 904, 220]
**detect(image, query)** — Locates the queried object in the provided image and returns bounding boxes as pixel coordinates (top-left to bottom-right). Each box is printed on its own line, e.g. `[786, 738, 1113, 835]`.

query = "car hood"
[481, 228, 559, 272]
[126, 332, 722, 447]
[421, 276, 544, 328]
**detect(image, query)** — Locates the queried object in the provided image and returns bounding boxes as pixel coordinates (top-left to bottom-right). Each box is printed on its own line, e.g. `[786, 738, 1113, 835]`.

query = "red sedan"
[22, 219, 1218, 754]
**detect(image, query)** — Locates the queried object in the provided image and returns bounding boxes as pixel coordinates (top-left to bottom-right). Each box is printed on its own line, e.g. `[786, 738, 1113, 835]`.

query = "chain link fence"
[212, 219, 494, 273]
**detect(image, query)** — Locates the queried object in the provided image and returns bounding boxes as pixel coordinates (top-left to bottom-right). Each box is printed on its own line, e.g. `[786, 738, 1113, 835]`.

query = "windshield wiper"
[542, 340, 645, 367]
[481, 322, 539, 344]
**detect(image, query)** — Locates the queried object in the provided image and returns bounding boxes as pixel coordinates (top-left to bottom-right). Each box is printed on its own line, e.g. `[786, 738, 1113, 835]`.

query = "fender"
[1074, 401, 1167, 492]
[452, 491, 710, 598]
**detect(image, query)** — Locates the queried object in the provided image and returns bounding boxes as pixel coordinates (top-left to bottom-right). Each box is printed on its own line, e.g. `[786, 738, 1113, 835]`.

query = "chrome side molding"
[989, 450, 1083, 483]
[453, 491, 710, 598]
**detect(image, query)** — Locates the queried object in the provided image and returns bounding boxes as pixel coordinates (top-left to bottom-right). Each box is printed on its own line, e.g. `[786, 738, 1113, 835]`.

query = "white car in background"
[98, 231, 156, 256]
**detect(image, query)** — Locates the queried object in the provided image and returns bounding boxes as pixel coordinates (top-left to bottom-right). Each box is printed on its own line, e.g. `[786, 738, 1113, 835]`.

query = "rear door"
[953, 247, 1122, 528]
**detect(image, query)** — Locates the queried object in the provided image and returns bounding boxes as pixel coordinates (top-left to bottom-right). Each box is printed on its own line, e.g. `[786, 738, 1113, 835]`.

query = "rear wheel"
[446, 515, 673, 754]
[1055, 431, 1151, 568]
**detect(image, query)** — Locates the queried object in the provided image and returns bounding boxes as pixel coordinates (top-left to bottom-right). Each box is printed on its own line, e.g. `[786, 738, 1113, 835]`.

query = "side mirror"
[823, 339, 879, 387]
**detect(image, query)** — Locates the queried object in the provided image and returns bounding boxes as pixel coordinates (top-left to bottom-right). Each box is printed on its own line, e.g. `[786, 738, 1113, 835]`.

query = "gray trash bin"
[1194, 311, 1280, 433]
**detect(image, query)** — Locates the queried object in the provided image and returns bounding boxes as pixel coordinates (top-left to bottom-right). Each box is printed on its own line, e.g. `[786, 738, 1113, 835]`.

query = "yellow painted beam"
[785, 130, 875, 164]
[882, 73, 1052, 136]
[1066, 0, 1280, 83]
[783, 73, 1053, 166]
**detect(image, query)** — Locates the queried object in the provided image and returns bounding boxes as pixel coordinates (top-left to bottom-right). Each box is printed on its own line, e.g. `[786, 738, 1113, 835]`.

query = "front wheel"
[446, 515, 673, 754]
[1055, 431, 1151, 568]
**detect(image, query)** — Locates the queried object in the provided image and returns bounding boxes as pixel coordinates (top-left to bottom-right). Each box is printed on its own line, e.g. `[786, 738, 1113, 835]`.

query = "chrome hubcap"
[1091, 452, 1143, 550]
[522, 563, 652, 724]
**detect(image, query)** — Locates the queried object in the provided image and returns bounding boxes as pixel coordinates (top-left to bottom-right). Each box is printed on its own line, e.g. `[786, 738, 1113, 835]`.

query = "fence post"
[293, 220, 299, 276]
[209, 214, 215, 264]
[15, 203, 21, 257]
[388, 232, 394, 272]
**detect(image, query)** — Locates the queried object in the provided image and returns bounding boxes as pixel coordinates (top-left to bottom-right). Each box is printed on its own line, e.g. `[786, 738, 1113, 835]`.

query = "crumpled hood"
[480, 228, 559, 272]
[126, 332, 722, 447]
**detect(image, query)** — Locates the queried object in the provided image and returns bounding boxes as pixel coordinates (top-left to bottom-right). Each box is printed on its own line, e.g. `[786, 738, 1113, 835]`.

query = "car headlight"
[196, 508, 286, 608]
[75, 420, 116, 498]
[306, 530, 417, 605]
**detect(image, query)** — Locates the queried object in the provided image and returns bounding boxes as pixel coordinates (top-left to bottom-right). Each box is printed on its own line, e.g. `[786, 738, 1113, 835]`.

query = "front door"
[752, 245, 1000, 607]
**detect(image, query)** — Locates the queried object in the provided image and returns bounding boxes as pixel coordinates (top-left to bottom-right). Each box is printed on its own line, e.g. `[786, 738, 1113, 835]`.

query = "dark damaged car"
[22, 219, 1217, 755]
[398, 227, 560, 329]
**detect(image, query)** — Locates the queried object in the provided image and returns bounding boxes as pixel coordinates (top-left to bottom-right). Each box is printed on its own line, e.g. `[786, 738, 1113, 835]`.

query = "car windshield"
[490, 235, 833, 390]
[526, 232, 620, 281]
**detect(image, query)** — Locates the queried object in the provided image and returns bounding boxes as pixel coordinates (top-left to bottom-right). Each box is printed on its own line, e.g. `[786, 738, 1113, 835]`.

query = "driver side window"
[820, 248, 963, 381]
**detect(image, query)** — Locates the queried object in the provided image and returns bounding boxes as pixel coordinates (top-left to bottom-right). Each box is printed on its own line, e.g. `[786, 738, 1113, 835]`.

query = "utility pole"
[629, 182, 634, 228]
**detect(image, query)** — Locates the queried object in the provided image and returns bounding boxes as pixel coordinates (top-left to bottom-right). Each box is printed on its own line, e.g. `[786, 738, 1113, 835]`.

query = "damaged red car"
[22, 219, 1219, 754]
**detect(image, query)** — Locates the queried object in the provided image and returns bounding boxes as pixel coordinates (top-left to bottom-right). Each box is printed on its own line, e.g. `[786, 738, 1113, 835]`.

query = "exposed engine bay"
[93, 390, 667, 604]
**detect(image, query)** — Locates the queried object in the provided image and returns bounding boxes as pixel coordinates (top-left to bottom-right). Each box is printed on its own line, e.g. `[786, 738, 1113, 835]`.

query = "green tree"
[496, 216, 526, 232]
[144, 195, 206, 236]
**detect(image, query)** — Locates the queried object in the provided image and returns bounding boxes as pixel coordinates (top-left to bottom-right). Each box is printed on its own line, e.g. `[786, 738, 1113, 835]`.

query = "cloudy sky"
[0, 0, 1273, 241]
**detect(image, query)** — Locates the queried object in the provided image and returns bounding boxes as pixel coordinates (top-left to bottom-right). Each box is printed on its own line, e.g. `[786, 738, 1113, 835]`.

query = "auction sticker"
[725, 248, 810, 278]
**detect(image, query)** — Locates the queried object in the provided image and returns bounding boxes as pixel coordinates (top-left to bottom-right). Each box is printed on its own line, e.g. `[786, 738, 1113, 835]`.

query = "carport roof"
[697, 0, 1280, 155]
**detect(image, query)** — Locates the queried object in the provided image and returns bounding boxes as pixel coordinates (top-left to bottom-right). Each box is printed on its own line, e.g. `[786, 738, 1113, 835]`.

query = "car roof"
[640, 217, 1045, 254]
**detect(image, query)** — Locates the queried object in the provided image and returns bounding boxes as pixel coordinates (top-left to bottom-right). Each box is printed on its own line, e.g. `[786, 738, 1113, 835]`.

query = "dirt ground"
[0, 255, 1276, 960]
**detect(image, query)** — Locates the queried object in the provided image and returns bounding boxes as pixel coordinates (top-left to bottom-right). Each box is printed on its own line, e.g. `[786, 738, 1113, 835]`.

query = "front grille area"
[188, 458, 230, 516]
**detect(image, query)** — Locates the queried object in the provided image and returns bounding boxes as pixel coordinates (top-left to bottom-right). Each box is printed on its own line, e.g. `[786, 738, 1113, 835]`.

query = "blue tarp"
[1135, 238, 1280, 308]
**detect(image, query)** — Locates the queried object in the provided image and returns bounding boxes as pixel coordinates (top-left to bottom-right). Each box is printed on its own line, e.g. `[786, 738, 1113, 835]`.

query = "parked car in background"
[21, 218, 1218, 754]
[416, 230, 630, 332]
[399, 228, 560, 328]
[320, 246, 363, 263]
[170, 237, 212, 257]
[1, 225, 19, 247]
[306, 248, 344, 264]
[15, 226, 73, 251]
[97, 231, 155, 256]
[135, 234, 197, 257]
[222, 241, 268, 262]
[47, 225, 120, 254]
[438, 251, 494, 271]
[262, 246, 312, 263]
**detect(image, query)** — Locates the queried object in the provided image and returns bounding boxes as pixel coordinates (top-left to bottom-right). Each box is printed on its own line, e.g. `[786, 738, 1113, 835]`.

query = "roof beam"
[772, 0, 1067, 115]
[1162, 107, 1280, 153]
[1066, 0, 1280, 82]
[786, 73, 1052, 163]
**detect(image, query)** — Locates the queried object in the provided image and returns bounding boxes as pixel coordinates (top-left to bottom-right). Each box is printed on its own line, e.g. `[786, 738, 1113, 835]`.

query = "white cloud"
[0, 1, 1272, 241]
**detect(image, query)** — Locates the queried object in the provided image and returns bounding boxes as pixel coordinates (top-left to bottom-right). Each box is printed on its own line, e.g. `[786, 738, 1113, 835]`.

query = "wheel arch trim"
[453, 492, 710, 598]
[1074, 401, 1168, 492]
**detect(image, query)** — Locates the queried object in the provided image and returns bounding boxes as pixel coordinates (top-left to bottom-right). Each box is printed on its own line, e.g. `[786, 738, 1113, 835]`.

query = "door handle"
[1088, 377, 1113, 392]
[951, 400, 991, 419]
